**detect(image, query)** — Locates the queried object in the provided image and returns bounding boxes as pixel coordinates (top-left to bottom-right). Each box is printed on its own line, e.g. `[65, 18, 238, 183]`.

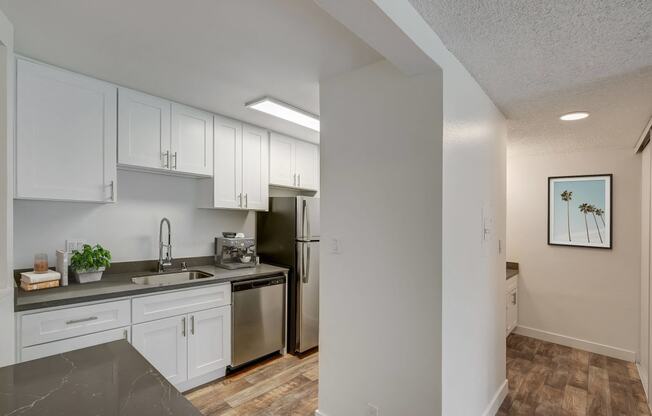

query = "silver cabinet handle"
[293, 173, 297, 186]
[511, 292, 517, 305]
[66, 316, 98, 325]
[191, 315, 195, 335]
[182, 317, 186, 337]
[109, 180, 115, 201]
[238, 193, 243, 207]
[298, 174, 301, 187]
[123, 329, 129, 340]
[245, 193, 248, 208]
[162, 150, 170, 168]
[172, 152, 178, 170]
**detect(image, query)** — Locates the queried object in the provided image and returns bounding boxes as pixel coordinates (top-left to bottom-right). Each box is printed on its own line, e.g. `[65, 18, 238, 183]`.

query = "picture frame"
[548, 174, 612, 249]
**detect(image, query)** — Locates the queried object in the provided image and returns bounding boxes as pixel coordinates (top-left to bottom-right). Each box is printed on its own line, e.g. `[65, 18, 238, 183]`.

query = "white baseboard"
[482, 379, 508, 416]
[514, 325, 636, 362]
[637, 362, 649, 399]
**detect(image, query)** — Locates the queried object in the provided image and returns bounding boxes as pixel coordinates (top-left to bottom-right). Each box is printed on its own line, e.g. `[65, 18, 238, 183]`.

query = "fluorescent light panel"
[560, 111, 590, 121]
[246, 97, 320, 132]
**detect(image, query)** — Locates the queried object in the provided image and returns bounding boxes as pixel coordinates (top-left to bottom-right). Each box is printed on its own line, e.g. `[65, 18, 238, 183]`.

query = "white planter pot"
[72, 267, 106, 284]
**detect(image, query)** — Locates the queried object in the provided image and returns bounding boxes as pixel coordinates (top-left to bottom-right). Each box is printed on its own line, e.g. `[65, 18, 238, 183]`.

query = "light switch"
[330, 238, 341, 254]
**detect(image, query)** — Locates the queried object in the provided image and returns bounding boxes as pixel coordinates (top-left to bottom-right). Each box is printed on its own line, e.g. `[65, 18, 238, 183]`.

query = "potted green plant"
[70, 244, 112, 284]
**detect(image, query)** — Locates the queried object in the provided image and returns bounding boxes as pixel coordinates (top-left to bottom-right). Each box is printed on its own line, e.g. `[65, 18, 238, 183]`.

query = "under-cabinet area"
[14, 56, 320, 207]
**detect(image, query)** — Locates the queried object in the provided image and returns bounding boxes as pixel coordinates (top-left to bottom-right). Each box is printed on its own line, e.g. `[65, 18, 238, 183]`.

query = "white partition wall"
[0, 6, 13, 367]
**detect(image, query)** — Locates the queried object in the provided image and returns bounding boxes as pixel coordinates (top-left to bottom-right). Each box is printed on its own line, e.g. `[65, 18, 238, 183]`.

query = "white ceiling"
[410, 0, 652, 155]
[0, 0, 381, 144]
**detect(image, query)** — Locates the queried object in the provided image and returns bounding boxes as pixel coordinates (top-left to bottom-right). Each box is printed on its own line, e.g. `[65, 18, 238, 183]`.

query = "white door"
[213, 115, 243, 209]
[269, 132, 296, 187]
[16, 59, 117, 202]
[171, 103, 213, 176]
[188, 307, 231, 379]
[132, 315, 188, 385]
[242, 124, 269, 211]
[118, 88, 171, 170]
[294, 140, 319, 191]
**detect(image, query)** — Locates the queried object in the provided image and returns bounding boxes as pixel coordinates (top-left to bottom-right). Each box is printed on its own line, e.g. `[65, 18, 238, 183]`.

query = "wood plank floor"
[500, 333, 650, 416]
[185, 352, 319, 416]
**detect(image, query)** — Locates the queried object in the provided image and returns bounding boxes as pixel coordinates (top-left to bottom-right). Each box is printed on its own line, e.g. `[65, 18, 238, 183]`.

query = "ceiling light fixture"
[560, 111, 590, 121]
[245, 97, 320, 132]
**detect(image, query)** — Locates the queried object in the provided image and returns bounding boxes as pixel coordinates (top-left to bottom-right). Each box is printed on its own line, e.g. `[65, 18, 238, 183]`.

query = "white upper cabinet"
[269, 133, 296, 187]
[294, 140, 319, 191]
[213, 115, 243, 209]
[210, 116, 268, 211]
[118, 88, 171, 170]
[242, 124, 269, 210]
[117, 92, 212, 177]
[16, 58, 117, 202]
[171, 103, 213, 176]
[269, 132, 319, 191]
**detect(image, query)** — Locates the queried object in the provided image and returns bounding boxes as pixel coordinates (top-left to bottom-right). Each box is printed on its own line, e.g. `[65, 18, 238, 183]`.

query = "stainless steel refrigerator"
[256, 197, 319, 353]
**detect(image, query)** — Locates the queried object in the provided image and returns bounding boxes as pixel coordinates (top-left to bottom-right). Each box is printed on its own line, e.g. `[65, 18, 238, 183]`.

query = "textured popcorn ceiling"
[410, 0, 652, 155]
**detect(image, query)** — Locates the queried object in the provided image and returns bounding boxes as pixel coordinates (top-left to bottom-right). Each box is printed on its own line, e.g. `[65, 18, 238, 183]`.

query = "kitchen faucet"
[158, 217, 173, 272]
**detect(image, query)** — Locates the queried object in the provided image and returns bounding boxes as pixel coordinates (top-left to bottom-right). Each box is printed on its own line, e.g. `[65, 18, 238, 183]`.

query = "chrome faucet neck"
[158, 217, 172, 272]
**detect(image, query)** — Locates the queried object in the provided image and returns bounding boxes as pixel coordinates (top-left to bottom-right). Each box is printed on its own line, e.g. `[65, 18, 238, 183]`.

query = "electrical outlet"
[330, 238, 341, 254]
[366, 403, 379, 416]
[65, 239, 85, 253]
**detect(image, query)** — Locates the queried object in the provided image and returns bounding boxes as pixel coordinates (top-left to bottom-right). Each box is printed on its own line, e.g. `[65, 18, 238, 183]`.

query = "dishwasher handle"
[232, 275, 286, 292]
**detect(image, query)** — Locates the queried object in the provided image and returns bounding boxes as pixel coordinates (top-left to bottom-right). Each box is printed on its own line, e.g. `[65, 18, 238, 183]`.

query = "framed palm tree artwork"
[548, 174, 612, 249]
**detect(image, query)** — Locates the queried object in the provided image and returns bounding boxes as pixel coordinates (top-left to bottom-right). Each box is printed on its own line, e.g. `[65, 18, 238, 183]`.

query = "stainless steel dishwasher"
[231, 275, 286, 368]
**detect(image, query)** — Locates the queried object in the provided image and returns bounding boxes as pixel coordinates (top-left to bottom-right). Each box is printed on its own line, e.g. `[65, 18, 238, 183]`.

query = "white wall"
[315, 1, 507, 415]
[507, 147, 641, 360]
[0, 5, 13, 367]
[319, 59, 443, 416]
[14, 169, 254, 268]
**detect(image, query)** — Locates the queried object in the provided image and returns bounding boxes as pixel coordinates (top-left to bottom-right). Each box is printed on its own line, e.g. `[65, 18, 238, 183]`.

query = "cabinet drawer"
[21, 326, 131, 362]
[132, 284, 231, 324]
[21, 300, 131, 347]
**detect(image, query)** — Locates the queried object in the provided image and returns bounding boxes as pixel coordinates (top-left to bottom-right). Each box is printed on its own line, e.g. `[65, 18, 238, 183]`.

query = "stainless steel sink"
[131, 271, 214, 286]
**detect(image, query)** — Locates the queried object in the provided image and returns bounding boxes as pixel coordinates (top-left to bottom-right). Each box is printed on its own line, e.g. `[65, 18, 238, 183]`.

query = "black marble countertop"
[15, 264, 288, 312]
[0, 340, 201, 416]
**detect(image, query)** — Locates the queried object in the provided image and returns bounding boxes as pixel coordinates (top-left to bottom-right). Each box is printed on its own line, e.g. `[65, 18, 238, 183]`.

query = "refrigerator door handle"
[304, 244, 311, 283]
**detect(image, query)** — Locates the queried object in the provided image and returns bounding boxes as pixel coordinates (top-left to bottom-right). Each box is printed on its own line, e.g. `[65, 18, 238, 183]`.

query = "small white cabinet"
[269, 132, 319, 191]
[171, 103, 213, 176]
[506, 275, 518, 335]
[210, 115, 268, 211]
[118, 88, 171, 170]
[132, 315, 188, 385]
[16, 58, 117, 202]
[188, 307, 231, 379]
[117, 89, 213, 177]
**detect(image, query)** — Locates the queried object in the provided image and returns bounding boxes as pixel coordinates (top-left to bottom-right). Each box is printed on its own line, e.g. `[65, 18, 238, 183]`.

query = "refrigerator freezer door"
[296, 197, 320, 240]
[296, 241, 319, 352]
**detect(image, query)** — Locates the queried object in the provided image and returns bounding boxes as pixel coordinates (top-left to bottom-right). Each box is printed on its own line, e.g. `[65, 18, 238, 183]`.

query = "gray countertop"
[0, 340, 201, 416]
[15, 264, 288, 312]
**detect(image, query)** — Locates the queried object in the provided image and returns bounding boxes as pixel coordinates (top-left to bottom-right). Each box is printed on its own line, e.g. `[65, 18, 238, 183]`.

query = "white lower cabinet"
[132, 306, 231, 388]
[188, 307, 231, 379]
[132, 315, 188, 385]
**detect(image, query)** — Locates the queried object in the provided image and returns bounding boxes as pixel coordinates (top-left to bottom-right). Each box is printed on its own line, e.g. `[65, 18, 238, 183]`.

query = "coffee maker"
[214, 237, 256, 269]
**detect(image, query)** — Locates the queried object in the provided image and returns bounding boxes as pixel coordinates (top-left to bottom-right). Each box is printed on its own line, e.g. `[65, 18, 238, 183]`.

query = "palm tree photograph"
[548, 175, 612, 249]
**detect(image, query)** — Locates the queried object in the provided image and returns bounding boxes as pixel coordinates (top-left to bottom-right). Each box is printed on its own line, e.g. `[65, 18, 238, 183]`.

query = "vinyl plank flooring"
[500, 334, 650, 416]
[186, 352, 318, 416]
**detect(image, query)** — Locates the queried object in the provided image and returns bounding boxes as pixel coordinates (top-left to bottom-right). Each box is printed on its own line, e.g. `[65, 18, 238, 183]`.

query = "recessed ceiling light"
[560, 111, 590, 121]
[246, 97, 320, 132]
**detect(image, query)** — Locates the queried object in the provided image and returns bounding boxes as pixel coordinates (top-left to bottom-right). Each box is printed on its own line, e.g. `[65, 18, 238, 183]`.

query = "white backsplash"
[14, 169, 255, 268]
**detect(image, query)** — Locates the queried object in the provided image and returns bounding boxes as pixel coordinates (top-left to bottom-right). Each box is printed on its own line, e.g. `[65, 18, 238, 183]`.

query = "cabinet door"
[242, 124, 269, 211]
[16, 59, 117, 202]
[269, 132, 296, 187]
[132, 315, 188, 385]
[118, 88, 171, 170]
[171, 103, 213, 176]
[506, 288, 518, 335]
[294, 140, 319, 191]
[213, 115, 243, 209]
[188, 307, 231, 379]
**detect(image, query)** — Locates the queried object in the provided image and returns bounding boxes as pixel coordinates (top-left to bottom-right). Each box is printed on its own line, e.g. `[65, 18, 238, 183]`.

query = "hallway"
[499, 334, 649, 415]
